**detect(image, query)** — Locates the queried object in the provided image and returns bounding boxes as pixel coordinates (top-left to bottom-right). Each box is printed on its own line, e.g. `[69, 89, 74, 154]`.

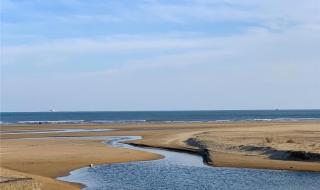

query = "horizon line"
[1, 109, 320, 113]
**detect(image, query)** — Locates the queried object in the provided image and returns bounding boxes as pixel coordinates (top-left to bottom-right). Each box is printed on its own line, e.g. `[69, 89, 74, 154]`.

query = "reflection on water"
[1, 128, 113, 135]
[59, 136, 320, 190]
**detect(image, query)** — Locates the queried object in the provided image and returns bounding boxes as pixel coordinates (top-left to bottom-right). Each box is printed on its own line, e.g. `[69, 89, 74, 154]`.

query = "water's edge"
[57, 136, 206, 188]
[57, 136, 320, 190]
[127, 142, 213, 166]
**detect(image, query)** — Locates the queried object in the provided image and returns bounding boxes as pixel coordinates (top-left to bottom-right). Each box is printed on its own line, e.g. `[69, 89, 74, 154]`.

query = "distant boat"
[49, 109, 56, 112]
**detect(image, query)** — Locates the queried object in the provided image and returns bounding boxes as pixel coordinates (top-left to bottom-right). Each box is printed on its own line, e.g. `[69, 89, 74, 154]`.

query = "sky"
[1, 0, 320, 112]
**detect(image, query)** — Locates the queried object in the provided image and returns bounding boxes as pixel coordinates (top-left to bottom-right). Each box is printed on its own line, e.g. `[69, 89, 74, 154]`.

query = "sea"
[1, 110, 320, 124]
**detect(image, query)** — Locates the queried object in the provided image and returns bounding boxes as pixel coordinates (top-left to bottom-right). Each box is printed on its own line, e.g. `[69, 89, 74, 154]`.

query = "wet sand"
[0, 137, 161, 190]
[1, 121, 320, 189]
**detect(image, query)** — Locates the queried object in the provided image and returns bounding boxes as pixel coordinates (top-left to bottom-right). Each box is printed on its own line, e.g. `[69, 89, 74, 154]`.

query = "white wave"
[214, 120, 231, 122]
[91, 120, 147, 123]
[17, 120, 85, 124]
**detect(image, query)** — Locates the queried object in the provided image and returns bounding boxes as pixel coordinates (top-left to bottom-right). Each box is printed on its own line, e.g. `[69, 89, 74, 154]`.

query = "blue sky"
[1, 0, 320, 111]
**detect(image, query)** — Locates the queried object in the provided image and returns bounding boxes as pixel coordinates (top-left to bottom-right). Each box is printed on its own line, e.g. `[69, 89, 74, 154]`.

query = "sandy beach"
[3, 0, 320, 188]
[1, 121, 320, 189]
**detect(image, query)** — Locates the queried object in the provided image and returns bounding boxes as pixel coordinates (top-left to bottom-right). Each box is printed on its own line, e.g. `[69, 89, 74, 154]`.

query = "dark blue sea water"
[1, 110, 320, 124]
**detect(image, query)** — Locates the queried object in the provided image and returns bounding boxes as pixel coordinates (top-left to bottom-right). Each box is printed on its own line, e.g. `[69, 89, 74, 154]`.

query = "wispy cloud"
[2, 0, 320, 111]
[3, 0, 320, 31]
[3, 24, 319, 72]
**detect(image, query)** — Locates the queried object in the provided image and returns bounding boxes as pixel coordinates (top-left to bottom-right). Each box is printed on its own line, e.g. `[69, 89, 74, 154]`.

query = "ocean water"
[1, 110, 320, 124]
[59, 136, 320, 190]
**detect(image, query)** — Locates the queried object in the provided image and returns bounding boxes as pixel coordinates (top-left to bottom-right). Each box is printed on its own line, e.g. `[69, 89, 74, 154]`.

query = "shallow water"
[1, 128, 113, 135]
[58, 136, 320, 190]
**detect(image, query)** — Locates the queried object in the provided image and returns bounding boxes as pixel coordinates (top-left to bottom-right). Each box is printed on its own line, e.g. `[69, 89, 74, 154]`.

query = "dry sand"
[0, 136, 161, 189]
[1, 121, 320, 189]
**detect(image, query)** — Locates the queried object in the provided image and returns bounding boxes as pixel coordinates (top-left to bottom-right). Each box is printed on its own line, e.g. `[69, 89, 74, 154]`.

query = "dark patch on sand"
[240, 145, 320, 162]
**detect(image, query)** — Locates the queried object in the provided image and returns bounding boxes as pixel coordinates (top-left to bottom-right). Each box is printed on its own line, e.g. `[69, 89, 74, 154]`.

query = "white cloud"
[3, 23, 319, 70]
[3, 0, 320, 27]
[2, 0, 320, 111]
[140, 0, 320, 28]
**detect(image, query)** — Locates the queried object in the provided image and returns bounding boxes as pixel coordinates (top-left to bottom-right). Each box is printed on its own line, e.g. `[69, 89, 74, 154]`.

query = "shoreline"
[126, 141, 214, 167]
[127, 140, 320, 173]
[2, 118, 320, 126]
[0, 136, 162, 190]
[60, 135, 320, 189]
[128, 138, 320, 172]
[1, 121, 320, 189]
